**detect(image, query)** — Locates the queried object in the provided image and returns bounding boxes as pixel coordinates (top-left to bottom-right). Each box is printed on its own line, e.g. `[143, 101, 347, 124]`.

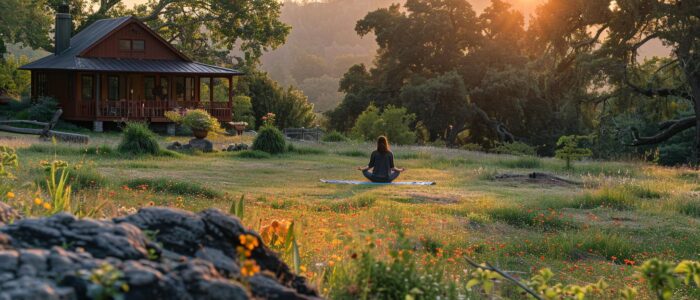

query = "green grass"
[234, 150, 272, 159]
[498, 156, 542, 169]
[572, 186, 635, 210]
[518, 230, 637, 261]
[678, 201, 700, 218]
[288, 144, 327, 155]
[124, 178, 221, 198]
[314, 195, 377, 213]
[336, 150, 367, 157]
[488, 206, 577, 231]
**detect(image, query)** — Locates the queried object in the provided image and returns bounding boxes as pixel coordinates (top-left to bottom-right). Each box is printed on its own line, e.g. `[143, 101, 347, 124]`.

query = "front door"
[126, 74, 143, 100]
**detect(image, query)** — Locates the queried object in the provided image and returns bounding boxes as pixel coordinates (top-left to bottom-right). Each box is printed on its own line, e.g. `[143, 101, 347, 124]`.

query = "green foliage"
[172, 109, 219, 132]
[82, 263, 129, 300]
[42, 160, 72, 215]
[70, 165, 107, 190]
[124, 178, 220, 198]
[0, 0, 51, 57]
[27, 97, 59, 122]
[239, 71, 316, 129]
[336, 150, 366, 157]
[639, 259, 681, 300]
[232, 95, 256, 127]
[678, 201, 700, 218]
[0, 146, 18, 179]
[253, 125, 287, 154]
[117, 123, 161, 156]
[0, 55, 31, 96]
[351, 104, 416, 145]
[555, 135, 593, 169]
[491, 142, 537, 156]
[322, 130, 349, 142]
[229, 195, 245, 219]
[315, 195, 376, 213]
[325, 249, 458, 300]
[287, 144, 326, 155]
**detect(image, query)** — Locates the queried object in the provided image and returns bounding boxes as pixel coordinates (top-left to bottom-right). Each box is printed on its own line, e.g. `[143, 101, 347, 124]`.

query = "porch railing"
[79, 100, 232, 121]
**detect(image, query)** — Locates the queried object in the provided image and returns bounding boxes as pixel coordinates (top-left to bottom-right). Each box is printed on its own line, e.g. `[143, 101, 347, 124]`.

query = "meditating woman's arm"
[357, 152, 376, 171]
[389, 152, 405, 172]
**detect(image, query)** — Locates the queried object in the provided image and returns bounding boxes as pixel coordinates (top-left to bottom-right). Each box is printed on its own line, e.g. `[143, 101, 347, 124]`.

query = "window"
[144, 76, 156, 100]
[81, 75, 94, 101]
[160, 77, 169, 100]
[36, 73, 48, 97]
[174, 77, 194, 101]
[119, 40, 131, 51]
[132, 40, 145, 51]
[107, 76, 120, 100]
[186, 77, 195, 101]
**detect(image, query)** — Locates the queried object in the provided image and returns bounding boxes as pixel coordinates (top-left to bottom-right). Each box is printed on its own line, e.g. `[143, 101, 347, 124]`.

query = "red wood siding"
[82, 23, 181, 60]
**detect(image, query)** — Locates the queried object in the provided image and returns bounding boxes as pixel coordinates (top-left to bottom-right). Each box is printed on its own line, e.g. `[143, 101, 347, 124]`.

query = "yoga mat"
[321, 179, 436, 186]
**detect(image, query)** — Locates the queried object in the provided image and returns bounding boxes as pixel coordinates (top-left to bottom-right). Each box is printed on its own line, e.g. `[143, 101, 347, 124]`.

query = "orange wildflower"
[241, 259, 260, 277]
[6, 192, 15, 199]
[239, 234, 259, 250]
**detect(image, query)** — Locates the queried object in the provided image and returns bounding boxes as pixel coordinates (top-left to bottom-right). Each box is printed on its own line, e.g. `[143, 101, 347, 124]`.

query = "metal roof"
[20, 16, 242, 75]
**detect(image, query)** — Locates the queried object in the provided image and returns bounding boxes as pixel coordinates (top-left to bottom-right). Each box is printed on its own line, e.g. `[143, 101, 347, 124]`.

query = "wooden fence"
[283, 127, 324, 142]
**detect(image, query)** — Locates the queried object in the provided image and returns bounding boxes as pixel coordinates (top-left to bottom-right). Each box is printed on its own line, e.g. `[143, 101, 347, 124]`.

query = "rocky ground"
[0, 202, 320, 300]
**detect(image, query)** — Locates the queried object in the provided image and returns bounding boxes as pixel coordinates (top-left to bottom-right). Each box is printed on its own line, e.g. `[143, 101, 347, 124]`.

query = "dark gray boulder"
[0, 207, 320, 300]
[188, 138, 213, 152]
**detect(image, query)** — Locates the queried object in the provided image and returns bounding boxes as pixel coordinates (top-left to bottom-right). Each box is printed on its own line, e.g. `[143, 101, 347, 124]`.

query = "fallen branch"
[464, 256, 543, 300]
[0, 109, 89, 144]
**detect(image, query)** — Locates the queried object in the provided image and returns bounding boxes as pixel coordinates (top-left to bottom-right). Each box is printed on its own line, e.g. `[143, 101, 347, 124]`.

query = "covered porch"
[76, 73, 235, 122]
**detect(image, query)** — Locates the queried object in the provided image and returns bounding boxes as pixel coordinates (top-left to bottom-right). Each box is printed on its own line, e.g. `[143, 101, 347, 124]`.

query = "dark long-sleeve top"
[368, 150, 394, 178]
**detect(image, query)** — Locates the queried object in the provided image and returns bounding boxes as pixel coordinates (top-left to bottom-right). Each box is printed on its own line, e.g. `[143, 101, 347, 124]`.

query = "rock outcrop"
[0, 205, 320, 300]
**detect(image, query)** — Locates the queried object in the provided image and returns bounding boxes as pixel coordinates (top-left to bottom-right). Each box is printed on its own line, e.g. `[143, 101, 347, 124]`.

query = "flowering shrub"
[166, 109, 220, 132]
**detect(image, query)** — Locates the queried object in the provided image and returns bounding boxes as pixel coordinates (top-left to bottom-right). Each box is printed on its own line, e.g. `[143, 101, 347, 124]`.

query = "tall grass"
[488, 206, 577, 231]
[118, 123, 161, 156]
[498, 157, 542, 169]
[572, 186, 635, 210]
[124, 178, 221, 198]
[336, 150, 367, 157]
[314, 195, 376, 213]
[515, 230, 637, 261]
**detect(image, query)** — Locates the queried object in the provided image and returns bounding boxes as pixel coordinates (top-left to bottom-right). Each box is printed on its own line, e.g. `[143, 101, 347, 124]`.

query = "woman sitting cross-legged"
[357, 136, 405, 183]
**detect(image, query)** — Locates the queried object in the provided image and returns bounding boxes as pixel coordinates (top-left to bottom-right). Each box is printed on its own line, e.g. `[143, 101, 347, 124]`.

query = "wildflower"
[240, 259, 260, 277]
[43, 202, 52, 210]
[6, 192, 15, 199]
[237, 246, 252, 257]
[239, 234, 259, 251]
[34, 198, 43, 205]
[146, 201, 155, 206]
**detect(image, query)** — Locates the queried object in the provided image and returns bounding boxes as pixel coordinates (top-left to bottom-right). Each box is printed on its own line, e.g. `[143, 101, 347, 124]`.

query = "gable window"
[119, 40, 131, 51]
[132, 40, 145, 51]
[144, 76, 156, 100]
[81, 75, 94, 101]
[107, 76, 120, 101]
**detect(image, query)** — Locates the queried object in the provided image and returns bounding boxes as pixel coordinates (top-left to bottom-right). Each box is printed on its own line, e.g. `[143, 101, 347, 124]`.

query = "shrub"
[322, 130, 348, 142]
[182, 109, 218, 132]
[491, 141, 536, 156]
[117, 123, 161, 156]
[70, 166, 108, 190]
[351, 104, 416, 145]
[252, 126, 286, 154]
[232, 95, 256, 127]
[235, 150, 272, 159]
[27, 97, 59, 122]
[555, 135, 593, 169]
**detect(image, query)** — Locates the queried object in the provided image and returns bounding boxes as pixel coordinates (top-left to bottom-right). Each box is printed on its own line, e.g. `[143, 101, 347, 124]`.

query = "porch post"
[228, 76, 233, 108]
[209, 77, 214, 111]
[94, 73, 103, 132]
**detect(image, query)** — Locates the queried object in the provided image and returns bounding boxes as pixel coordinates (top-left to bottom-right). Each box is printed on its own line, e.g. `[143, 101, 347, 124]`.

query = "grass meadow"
[2, 131, 700, 298]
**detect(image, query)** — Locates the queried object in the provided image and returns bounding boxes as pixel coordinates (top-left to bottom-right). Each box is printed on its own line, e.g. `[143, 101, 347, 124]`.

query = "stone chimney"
[55, 4, 71, 55]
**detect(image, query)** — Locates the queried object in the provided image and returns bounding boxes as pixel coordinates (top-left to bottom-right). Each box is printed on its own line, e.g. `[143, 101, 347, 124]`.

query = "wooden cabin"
[20, 6, 242, 132]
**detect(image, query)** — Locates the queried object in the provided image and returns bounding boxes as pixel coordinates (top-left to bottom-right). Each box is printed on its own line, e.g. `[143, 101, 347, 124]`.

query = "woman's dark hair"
[377, 136, 390, 153]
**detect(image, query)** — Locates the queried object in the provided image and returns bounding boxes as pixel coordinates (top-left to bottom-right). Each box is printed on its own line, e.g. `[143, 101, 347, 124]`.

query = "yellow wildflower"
[43, 202, 52, 210]
[239, 234, 259, 251]
[240, 259, 260, 277]
[6, 192, 15, 199]
[34, 198, 43, 205]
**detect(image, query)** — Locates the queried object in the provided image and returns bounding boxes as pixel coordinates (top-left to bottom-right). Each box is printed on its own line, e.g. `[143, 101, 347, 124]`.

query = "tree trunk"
[682, 59, 700, 166]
